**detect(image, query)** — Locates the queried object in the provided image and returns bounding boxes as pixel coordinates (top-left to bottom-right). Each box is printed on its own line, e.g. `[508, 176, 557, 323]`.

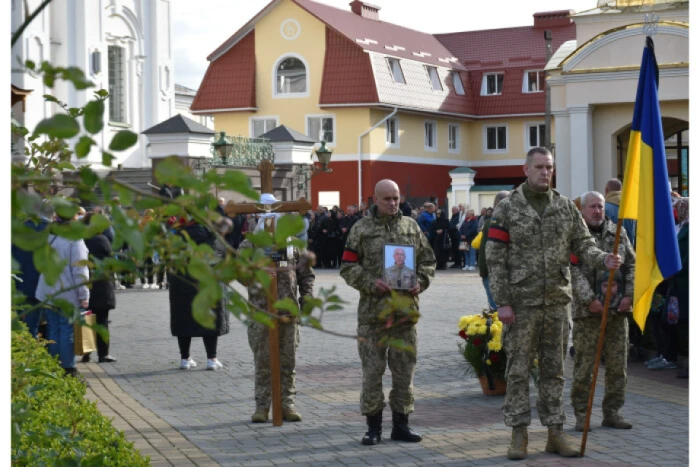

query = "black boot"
[390, 411, 422, 442]
[361, 412, 382, 445]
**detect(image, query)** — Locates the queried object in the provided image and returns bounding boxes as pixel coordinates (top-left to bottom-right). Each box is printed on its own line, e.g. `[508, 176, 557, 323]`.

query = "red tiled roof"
[293, 0, 467, 71]
[320, 27, 378, 105]
[435, 23, 576, 71]
[436, 22, 576, 116]
[191, 31, 256, 112]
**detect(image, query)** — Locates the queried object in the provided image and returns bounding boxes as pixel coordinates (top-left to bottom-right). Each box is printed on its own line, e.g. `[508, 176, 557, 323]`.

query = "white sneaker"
[469, 266, 475, 271]
[207, 359, 223, 371]
[462, 266, 469, 271]
[180, 358, 197, 370]
[116, 282, 126, 290]
[149, 283, 159, 289]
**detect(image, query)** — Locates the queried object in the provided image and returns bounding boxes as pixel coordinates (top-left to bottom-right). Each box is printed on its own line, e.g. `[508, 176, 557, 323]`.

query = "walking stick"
[579, 218, 624, 457]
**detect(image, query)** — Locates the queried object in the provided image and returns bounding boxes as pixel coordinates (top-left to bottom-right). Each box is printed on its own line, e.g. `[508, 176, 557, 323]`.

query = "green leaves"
[82, 100, 104, 134]
[275, 214, 304, 244]
[12, 219, 49, 251]
[33, 114, 80, 139]
[220, 170, 260, 200]
[108, 130, 138, 151]
[154, 156, 188, 186]
[274, 298, 300, 317]
[33, 243, 67, 286]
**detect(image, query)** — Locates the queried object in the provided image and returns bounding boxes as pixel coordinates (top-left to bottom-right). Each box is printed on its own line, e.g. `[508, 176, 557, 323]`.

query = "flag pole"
[579, 218, 624, 457]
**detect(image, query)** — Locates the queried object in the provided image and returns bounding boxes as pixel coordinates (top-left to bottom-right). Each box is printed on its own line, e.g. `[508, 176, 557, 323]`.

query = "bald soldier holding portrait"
[340, 179, 436, 447]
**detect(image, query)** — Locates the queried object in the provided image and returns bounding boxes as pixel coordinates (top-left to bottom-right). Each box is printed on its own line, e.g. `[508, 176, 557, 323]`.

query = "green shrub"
[11, 325, 150, 466]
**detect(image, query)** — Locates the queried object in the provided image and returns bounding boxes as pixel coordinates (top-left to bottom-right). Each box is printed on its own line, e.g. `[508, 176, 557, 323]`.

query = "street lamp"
[296, 140, 333, 193]
[212, 131, 234, 163]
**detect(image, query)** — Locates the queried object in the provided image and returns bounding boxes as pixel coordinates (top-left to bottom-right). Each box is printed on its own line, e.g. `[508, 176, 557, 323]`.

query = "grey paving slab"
[88, 269, 689, 466]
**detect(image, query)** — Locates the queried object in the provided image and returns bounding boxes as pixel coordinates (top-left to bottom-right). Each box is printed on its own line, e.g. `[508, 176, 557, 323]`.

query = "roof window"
[387, 58, 406, 84]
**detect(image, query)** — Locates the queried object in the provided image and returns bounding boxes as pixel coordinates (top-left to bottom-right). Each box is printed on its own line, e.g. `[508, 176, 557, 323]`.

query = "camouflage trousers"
[357, 324, 417, 416]
[503, 305, 567, 427]
[247, 320, 300, 411]
[570, 314, 628, 419]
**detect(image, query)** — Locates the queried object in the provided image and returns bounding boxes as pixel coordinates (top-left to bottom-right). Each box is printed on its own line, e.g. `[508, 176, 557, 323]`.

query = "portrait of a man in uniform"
[383, 245, 416, 290]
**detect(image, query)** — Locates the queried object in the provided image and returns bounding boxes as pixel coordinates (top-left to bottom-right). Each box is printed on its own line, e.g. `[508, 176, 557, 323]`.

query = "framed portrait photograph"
[383, 244, 417, 290]
[596, 269, 625, 310]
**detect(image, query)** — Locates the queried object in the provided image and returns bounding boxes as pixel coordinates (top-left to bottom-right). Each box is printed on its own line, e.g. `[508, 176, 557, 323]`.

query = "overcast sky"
[172, 0, 596, 90]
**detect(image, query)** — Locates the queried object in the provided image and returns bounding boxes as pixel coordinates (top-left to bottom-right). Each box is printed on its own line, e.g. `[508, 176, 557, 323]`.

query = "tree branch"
[12, 0, 53, 47]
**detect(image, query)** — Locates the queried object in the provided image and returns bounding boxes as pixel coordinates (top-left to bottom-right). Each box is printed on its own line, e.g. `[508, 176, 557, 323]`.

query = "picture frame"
[596, 269, 625, 310]
[383, 243, 417, 290]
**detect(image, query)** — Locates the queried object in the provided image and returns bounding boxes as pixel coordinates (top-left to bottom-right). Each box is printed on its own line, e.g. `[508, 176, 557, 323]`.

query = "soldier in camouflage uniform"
[240, 224, 315, 424]
[340, 179, 436, 446]
[485, 147, 622, 460]
[570, 191, 635, 431]
[384, 247, 416, 289]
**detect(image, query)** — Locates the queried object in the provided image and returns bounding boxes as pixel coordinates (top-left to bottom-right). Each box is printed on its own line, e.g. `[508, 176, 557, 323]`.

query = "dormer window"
[451, 71, 465, 95]
[425, 66, 442, 91]
[387, 58, 406, 84]
[274, 55, 308, 97]
[523, 70, 544, 93]
[481, 72, 504, 96]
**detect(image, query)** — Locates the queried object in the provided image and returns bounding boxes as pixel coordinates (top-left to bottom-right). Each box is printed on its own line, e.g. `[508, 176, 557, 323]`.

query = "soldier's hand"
[437, 229, 443, 234]
[498, 306, 515, 324]
[604, 253, 622, 270]
[409, 284, 421, 296]
[373, 279, 391, 294]
[589, 299, 604, 314]
[618, 297, 632, 313]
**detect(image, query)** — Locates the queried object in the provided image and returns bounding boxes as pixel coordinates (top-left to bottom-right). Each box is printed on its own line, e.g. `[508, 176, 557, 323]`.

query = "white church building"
[11, 0, 179, 169]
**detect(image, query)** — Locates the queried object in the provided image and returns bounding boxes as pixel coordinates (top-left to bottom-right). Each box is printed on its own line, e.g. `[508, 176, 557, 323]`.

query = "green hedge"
[11, 325, 150, 466]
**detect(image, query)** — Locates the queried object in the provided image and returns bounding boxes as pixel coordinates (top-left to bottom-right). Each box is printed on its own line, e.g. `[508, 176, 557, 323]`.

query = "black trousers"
[178, 336, 218, 360]
[94, 308, 111, 358]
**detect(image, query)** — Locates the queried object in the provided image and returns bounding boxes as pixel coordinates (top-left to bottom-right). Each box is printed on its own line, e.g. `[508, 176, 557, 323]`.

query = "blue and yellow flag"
[618, 37, 681, 331]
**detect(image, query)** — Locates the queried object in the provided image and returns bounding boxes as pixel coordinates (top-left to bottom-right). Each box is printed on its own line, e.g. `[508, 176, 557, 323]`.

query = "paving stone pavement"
[85, 270, 689, 466]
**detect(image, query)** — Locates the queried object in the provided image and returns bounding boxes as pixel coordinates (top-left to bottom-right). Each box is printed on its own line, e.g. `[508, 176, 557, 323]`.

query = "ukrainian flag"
[619, 36, 681, 331]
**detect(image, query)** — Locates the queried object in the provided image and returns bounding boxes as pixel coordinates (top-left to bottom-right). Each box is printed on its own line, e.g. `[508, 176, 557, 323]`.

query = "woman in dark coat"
[169, 222, 230, 371]
[430, 209, 451, 270]
[82, 213, 117, 363]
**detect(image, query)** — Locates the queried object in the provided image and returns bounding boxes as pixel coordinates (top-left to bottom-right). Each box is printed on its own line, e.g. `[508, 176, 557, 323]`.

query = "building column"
[552, 109, 571, 197]
[568, 105, 594, 199]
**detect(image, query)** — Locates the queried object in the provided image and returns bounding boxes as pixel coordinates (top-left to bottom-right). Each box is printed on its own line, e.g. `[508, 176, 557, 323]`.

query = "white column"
[568, 105, 594, 199]
[552, 109, 571, 197]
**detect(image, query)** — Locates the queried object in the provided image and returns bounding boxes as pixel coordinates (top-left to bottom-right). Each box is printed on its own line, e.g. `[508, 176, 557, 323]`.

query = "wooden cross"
[224, 158, 311, 427]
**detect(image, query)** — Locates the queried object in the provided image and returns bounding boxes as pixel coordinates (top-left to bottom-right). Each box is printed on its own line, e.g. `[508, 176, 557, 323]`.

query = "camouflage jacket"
[384, 264, 416, 289]
[340, 205, 436, 325]
[485, 184, 607, 308]
[571, 218, 635, 319]
[239, 239, 315, 317]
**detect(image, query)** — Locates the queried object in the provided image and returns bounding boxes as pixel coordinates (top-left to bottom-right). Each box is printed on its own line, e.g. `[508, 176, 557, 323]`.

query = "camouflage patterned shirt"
[239, 239, 315, 317]
[485, 184, 608, 308]
[570, 218, 635, 319]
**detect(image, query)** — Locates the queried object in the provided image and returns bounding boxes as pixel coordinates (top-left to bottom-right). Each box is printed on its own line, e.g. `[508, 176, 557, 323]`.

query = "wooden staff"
[579, 218, 624, 457]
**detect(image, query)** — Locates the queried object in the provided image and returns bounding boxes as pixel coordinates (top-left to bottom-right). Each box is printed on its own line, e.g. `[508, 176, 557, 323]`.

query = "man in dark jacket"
[399, 195, 413, 218]
[478, 191, 510, 309]
[12, 209, 52, 338]
[448, 206, 463, 268]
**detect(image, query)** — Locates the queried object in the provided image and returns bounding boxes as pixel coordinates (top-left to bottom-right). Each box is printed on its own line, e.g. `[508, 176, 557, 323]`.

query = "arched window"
[275, 56, 307, 95]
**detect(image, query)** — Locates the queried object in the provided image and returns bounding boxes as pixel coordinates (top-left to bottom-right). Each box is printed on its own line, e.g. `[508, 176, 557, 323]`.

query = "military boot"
[507, 425, 528, 460]
[361, 412, 382, 446]
[282, 406, 302, 422]
[251, 408, 269, 423]
[545, 424, 580, 457]
[390, 412, 422, 442]
[602, 413, 632, 429]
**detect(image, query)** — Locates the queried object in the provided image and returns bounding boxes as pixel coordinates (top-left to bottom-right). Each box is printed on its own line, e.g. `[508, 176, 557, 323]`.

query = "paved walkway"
[83, 270, 689, 466]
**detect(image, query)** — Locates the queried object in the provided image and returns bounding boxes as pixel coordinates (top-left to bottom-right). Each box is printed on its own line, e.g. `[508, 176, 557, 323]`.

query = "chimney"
[349, 0, 380, 20]
[533, 10, 573, 29]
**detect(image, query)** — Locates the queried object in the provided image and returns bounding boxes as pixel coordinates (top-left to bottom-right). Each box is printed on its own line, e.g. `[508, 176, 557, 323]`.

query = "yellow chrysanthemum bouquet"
[457, 311, 507, 379]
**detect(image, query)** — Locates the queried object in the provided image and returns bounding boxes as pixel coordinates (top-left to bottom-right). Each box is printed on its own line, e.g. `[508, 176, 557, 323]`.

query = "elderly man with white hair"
[569, 190, 636, 432]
